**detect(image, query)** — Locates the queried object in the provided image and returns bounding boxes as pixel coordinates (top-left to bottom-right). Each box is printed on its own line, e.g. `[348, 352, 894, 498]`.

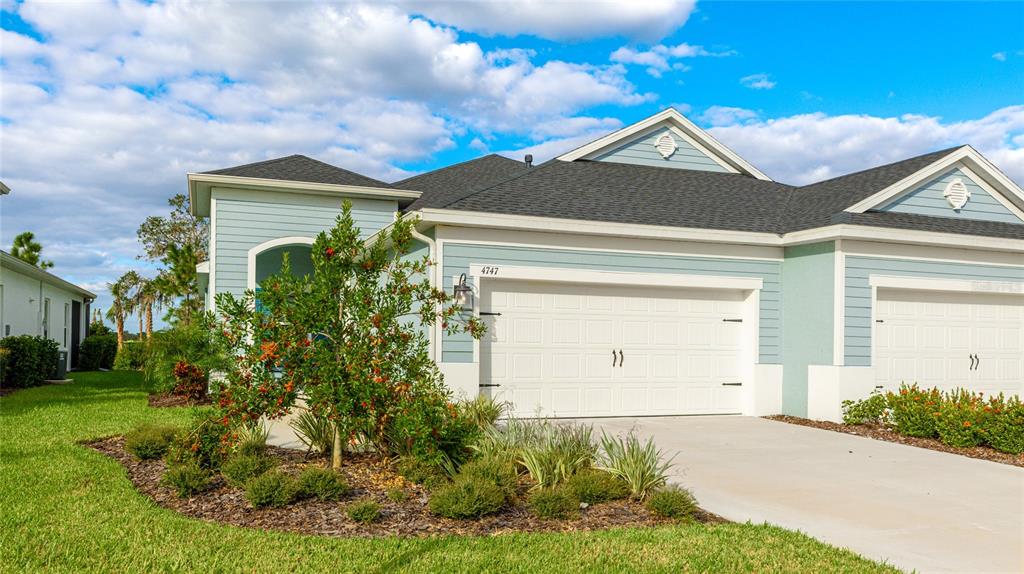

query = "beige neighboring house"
[0, 250, 95, 372]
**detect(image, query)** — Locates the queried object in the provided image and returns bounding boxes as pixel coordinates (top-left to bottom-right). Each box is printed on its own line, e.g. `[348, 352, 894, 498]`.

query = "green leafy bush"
[386, 488, 408, 503]
[143, 320, 226, 395]
[457, 395, 505, 429]
[888, 384, 940, 438]
[980, 395, 1024, 454]
[245, 471, 298, 509]
[234, 422, 269, 457]
[346, 499, 381, 524]
[935, 389, 984, 448]
[221, 454, 276, 487]
[124, 424, 178, 460]
[163, 462, 210, 497]
[0, 335, 59, 387]
[517, 421, 596, 488]
[296, 467, 351, 501]
[79, 334, 117, 371]
[113, 341, 147, 371]
[428, 476, 506, 519]
[289, 409, 335, 455]
[396, 456, 448, 489]
[528, 487, 578, 519]
[598, 432, 673, 500]
[646, 485, 698, 520]
[842, 392, 889, 425]
[563, 469, 628, 504]
[456, 457, 519, 499]
[165, 413, 228, 470]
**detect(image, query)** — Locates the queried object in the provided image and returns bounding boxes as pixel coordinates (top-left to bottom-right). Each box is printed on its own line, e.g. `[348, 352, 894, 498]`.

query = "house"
[188, 108, 1024, 422]
[0, 250, 95, 372]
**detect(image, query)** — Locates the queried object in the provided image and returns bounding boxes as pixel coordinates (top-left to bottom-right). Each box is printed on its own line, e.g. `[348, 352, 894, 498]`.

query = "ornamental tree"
[213, 202, 484, 468]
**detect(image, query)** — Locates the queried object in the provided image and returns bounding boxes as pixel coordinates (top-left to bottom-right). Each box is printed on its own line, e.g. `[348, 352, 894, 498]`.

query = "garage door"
[480, 280, 745, 417]
[874, 289, 1024, 397]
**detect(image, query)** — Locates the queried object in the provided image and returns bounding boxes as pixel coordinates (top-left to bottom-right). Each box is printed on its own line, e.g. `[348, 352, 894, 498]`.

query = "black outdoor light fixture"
[453, 273, 473, 311]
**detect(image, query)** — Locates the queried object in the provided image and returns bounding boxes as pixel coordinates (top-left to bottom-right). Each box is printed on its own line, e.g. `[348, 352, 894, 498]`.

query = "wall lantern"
[453, 273, 473, 311]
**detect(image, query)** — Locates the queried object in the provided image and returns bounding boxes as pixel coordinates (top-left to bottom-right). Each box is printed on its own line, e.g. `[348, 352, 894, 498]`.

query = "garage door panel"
[483, 279, 746, 417]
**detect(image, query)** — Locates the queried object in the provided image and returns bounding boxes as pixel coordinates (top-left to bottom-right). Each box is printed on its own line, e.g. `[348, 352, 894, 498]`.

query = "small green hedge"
[113, 341, 147, 371]
[79, 334, 117, 370]
[843, 384, 1024, 454]
[0, 335, 59, 388]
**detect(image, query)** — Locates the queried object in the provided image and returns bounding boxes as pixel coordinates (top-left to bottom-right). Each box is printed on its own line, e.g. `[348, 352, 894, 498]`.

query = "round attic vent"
[943, 178, 971, 210]
[654, 132, 678, 159]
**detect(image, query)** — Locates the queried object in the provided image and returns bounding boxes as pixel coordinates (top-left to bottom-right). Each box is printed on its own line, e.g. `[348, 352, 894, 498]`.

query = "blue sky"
[1, 0, 1022, 329]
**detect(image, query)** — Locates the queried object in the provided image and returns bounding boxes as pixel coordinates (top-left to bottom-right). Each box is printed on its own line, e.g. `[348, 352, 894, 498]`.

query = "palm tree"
[133, 276, 167, 340]
[106, 271, 140, 349]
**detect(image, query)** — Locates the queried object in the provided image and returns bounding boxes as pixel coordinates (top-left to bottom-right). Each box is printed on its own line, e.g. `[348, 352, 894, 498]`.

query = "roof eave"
[0, 252, 96, 299]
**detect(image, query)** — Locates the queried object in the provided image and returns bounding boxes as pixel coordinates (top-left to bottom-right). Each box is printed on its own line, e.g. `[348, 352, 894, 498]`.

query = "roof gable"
[593, 126, 733, 174]
[203, 155, 391, 189]
[878, 167, 1024, 224]
[556, 108, 772, 181]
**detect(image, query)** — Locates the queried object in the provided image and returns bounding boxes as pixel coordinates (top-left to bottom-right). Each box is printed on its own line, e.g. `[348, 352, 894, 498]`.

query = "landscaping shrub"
[245, 471, 299, 509]
[143, 320, 226, 395]
[456, 456, 519, 499]
[396, 456, 448, 489]
[233, 422, 269, 456]
[980, 395, 1024, 454]
[289, 409, 335, 455]
[527, 487, 578, 520]
[296, 467, 351, 501]
[166, 413, 228, 470]
[163, 462, 210, 498]
[386, 488, 408, 503]
[124, 424, 178, 460]
[79, 334, 117, 370]
[935, 389, 984, 448]
[428, 476, 506, 519]
[842, 392, 889, 425]
[517, 421, 596, 488]
[457, 395, 505, 429]
[563, 469, 628, 504]
[598, 432, 673, 500]
[170, 361, 207, 400]
[113, 341, 147, 371]
[346, 499, 381, 524]
[0, 335, 59, 387]
[646, 485, 698, 520]
[221, 454, 276, 488]
[887, 384, 941, 438]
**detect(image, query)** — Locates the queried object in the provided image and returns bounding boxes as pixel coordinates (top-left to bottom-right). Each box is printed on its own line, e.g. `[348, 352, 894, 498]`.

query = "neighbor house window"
[43, 298, 51, 339]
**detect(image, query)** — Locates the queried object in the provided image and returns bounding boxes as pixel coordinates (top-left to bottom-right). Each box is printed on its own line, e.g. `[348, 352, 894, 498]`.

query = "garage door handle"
[618, 349, 624, 367]
[612, 350, 617, 367]
[722, 382, 742, 386]
[969, 354, 978, 371]
[479, 383, 501, 388]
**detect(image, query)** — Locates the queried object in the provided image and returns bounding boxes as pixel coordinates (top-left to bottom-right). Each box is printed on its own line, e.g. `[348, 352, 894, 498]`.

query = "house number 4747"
[480, 266, 500, 276]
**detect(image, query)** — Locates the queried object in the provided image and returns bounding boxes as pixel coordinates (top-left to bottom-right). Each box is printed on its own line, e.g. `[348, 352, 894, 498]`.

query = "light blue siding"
[844, 256, 1024, 366]
[879, 168, 1023, 224]
[780, 242, 835, 416]
[593, 127, 731, 173]
[213, 193, 397, 300]
[440, 243, 781, 364]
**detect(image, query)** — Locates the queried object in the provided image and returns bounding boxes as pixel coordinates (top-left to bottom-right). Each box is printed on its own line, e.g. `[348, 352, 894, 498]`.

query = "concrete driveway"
[589, 416, 1024, 574]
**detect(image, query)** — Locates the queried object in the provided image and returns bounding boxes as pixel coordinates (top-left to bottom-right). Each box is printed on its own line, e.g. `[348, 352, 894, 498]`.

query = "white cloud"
[992, 52, 1007, 61]
[707, 106, 1024, 185]
[740, 73, 776, 90]
[701, 105, 758, 127]
[405, 0, 696, 41]
[610, 42, 734, 77]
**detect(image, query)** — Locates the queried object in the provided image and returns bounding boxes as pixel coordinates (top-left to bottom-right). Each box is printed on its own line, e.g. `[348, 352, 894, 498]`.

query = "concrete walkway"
[589, 416, 1024, 574]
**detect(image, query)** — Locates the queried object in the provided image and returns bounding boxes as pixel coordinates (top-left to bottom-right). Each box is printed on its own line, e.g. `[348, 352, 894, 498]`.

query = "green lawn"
[0, 371, 898, 573]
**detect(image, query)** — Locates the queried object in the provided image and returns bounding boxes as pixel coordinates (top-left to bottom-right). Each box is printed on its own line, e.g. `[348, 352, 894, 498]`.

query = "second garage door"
[874, 289, 1024, 397]
[480, 280, 746, 418]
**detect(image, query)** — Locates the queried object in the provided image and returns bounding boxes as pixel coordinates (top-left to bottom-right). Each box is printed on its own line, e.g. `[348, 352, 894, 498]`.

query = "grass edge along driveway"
[0, 372, 899, 574]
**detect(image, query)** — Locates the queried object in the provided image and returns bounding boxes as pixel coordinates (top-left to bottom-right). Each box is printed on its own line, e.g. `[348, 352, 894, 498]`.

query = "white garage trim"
[463, 264, 763, 416]
[868, 275, 1024, 295]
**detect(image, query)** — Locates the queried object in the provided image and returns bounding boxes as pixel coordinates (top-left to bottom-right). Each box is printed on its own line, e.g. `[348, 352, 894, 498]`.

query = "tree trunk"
[145, 304, 153, 340]
[138, 313, 144, 342]
[332, 425, 342, 469]
[116, 316, 124, 349]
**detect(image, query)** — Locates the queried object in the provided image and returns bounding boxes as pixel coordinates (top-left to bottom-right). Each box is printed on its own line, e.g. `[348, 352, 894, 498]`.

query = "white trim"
[246, 236, 316, 290]
[833, 240, 845, 366]
[845, 147, 1024, 214]
[467, 264, 763, 290]
[555, 108, 772, 181]
[841, 240, 1024, 268]
[209, 197, 217, 313]
[868, 275, 1024, 295]
[958, 165, 1024, 221]
[196, 261, 210, 274]
[782, 223, 1024, 253]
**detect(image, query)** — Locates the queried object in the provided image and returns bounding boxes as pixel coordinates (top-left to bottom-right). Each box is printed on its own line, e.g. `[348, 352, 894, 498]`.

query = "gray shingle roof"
[397, 154, 530, 211]
[204, 154, 391, 189]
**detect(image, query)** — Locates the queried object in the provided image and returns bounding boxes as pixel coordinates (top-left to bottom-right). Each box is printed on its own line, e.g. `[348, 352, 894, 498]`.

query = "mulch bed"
[147, 393, 213, 408]
[87, 436, 724, 538]
[766, 415, 1024, 468]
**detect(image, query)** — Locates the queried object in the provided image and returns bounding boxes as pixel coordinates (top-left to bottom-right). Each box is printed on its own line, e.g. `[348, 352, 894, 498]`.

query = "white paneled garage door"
[480, 280, 746, 417]
[874, 289, 1024, 397]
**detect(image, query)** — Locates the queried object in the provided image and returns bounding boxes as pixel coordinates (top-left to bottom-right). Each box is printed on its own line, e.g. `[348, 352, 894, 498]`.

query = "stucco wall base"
[748, 364, 783, 416]
[806, 366, 876, 422]
[440, 362, 479, 401]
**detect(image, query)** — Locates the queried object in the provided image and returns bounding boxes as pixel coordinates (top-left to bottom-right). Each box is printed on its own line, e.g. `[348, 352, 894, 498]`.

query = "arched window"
[247, 237, 316, 292]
